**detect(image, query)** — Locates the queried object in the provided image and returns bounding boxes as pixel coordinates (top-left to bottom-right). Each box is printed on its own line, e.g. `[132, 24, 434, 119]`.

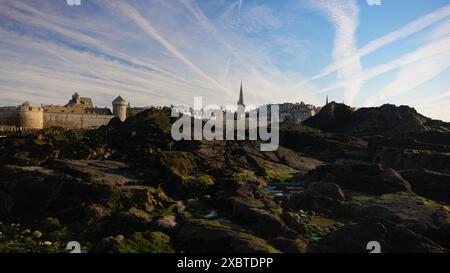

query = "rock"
[22, 229, 31, 235]
[302, 102, 354, 133]
[280, 211, 308, 234]
[176, 222, 281, 253]
[352, 193, 449, 233]
[267, 237, 308, 253]
[84, 204, 111, 220]
[280, 129, 369, 162]
[315, 217, 445, 253]
[43, 241, 52, 246]
[284, 182, 346, 214]
[307, 162, 412, 194]
[303, 103, 448, 136]
[379, 169, 412, 193]
[227, 197, 299, 240]
[115, 234, 125, 242]
[116, 231, 174, 253]
[155, 215, 177, 231]
[39, 217, 61, 232]
[92, 236, 118, 253]
[0, 106, 448, 253]
[307, 182, 346, 201]
[32, 230, 43, 239]
[435, 223, 450, 249]
[399, 169, 450, 203]
[372, 146, 450, 173]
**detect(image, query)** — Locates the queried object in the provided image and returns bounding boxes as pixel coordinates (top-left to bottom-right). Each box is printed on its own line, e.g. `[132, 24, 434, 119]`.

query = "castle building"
[0, 93, 143, 131]
[66, 92, 93, 108]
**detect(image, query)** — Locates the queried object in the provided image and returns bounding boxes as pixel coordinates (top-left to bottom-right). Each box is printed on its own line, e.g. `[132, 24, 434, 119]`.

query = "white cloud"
[365, 50, 450, 105]
[311, 0, 363, 104]
[97, 0, 230, 96]
[297, 3, 450, 88]
[414, 94, 450, 122]
[0, 0, 321, 109]
[312, 35, 450, 97]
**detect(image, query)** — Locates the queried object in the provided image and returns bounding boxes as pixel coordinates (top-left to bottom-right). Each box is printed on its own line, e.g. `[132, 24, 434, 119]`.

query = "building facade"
[278, 102, 318, 123]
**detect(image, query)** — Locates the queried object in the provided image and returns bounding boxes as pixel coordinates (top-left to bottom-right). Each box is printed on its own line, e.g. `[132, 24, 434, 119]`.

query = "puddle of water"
[262, 182, 304, 197]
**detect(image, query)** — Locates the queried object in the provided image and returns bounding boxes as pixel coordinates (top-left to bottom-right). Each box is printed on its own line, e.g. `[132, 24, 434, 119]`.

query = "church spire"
[238, 81, 245, 107]
[326, 95, 329, 105]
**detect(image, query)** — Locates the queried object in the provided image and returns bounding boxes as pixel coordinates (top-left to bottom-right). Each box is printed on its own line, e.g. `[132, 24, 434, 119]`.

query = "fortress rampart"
[43, 112, 114, 130]
[0, 93, 138, 131]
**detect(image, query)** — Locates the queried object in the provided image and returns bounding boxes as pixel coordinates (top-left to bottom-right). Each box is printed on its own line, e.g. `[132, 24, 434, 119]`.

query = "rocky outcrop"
[1, 107, 450, 253]
[315, 217, 445, 253]
[306, 162, 412, 194]
[283, 182, 346, 214]
[304, 103, 450, 136]
[175, 221, 281, 253]
[302, 102, 354, 133]
[280, 127, 369, 162]
[371, 146, 450, 173]
[399, 169, 450, 203]
[0, 161, 175, 245]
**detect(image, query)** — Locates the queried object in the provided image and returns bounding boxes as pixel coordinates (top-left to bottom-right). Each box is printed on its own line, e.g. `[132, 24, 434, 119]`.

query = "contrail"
[295, 4, 450, 89]
[223, 57, 231, 81]
[98, 0, 231, 95]
[3, 1, 193, 86]
[179, 0, 273, 88]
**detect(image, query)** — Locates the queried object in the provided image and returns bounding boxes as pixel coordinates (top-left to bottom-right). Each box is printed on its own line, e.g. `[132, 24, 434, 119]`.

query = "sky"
[0, 0, 449, 121]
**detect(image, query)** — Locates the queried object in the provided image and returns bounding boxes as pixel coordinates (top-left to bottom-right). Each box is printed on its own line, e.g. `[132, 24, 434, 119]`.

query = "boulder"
[267, 237, 308, 253]
[307, 182, 346, 201]
[283, 182, 346, 214]
[307, 162, 412, 194]
[175, 222, 281, 253]
[154, 215, 178, 233]
[435, 223, 450, 249]
[315, 217, 445, 253]
[351, 192, 449, 236]
[227, 197, 299, 240]
[372, 146, 450, 173]
[399, 169, 450, 203]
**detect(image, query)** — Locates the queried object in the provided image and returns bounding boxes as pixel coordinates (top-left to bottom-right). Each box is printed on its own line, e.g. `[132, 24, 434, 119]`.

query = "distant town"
[0, 83, 324, 132]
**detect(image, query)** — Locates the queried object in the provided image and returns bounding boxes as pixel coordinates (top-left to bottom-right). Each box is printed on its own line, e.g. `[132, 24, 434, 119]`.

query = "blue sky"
[0, 0, 449, 121]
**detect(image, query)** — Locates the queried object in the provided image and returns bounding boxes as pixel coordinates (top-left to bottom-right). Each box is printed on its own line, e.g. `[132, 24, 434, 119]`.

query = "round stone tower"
[18, 102, 44, 129]
[112, 96, 128, 122]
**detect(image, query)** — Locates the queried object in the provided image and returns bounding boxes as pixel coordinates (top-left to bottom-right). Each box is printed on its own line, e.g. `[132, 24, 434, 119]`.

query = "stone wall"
[43, 112, 114, 130]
